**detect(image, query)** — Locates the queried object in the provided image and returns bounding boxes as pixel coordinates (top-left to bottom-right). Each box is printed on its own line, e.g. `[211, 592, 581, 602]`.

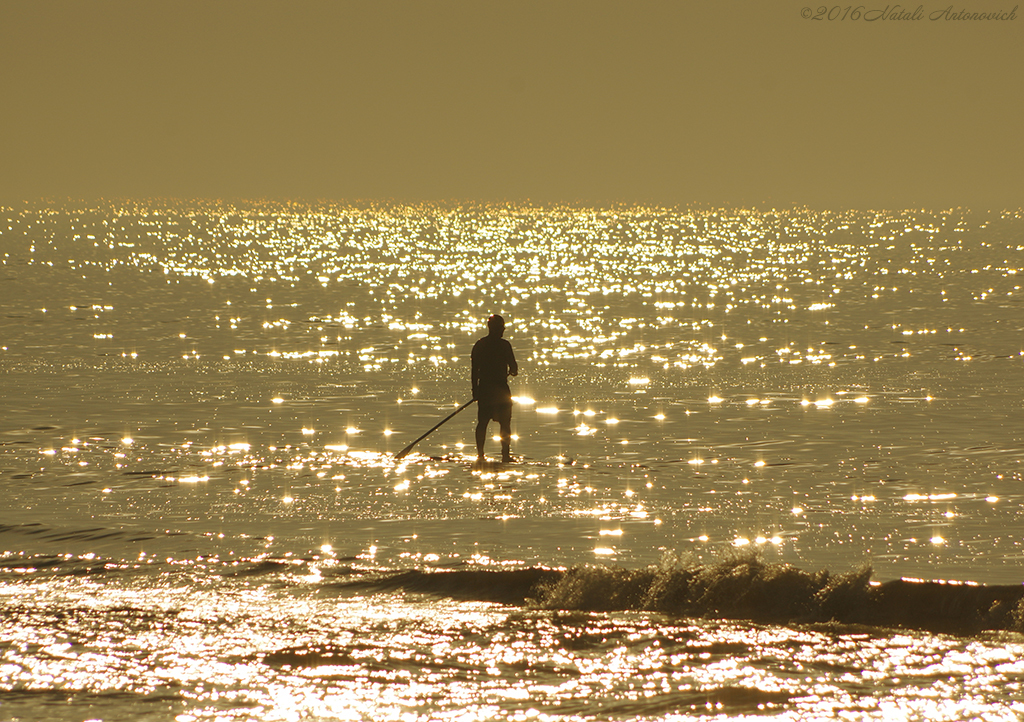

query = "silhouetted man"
[471, 314, 518, 462]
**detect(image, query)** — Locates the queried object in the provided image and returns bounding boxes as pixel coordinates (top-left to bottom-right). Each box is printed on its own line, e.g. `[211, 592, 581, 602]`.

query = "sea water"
[1, 201, 1023, 720]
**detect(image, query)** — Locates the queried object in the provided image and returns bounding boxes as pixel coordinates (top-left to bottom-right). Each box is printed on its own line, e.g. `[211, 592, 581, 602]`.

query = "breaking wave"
[339, 551, 1024, 636]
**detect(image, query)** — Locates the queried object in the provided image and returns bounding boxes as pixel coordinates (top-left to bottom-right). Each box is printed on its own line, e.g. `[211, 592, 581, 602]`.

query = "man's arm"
[506, 340, 518, 377]
[471, 344, 481, 398]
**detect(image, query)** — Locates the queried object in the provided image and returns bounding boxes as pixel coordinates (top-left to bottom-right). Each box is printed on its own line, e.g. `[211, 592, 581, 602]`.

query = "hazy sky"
[1, 0, 1021, 208]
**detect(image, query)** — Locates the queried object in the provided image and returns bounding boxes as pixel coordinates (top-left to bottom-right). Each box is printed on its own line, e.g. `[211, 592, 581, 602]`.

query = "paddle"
[394, 398, 476, 460]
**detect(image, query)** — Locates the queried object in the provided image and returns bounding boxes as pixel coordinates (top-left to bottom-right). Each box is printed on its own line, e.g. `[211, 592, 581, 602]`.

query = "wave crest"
[341, 551, 1024, 635]
[532, 552, 1022, 634]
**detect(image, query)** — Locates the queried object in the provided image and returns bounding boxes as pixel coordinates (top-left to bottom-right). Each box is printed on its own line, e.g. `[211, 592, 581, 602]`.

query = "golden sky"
[1, 0, 1021, 207]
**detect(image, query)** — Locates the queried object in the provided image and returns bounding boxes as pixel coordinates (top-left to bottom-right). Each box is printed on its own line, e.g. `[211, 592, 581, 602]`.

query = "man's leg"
[475, 410, 489, 460]
[498, 406, 512, 463]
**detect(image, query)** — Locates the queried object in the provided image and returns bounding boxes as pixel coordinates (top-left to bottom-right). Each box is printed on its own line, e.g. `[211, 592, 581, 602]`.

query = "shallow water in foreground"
[4, 575, 1024, 722]
[1, 201, 1024, 719]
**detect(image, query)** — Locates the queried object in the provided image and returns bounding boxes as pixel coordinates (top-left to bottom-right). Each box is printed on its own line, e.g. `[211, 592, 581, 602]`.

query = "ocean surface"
[1, 200, 1023, 720]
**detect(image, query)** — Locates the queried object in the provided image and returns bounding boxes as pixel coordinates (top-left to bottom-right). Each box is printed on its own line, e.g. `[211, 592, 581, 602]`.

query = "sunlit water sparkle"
[2, 200, 1024, 720]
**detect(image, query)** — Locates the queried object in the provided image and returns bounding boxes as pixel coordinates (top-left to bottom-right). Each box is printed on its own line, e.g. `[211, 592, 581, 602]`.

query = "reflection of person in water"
[472, 314, 519, 462]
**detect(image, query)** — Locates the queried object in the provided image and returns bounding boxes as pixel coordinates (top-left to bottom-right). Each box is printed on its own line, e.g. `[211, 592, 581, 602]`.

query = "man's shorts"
[477, 388, 512, 423]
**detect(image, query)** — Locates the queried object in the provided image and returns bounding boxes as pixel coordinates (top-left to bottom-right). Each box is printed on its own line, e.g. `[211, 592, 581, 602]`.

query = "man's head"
[487, 314, 505, 336]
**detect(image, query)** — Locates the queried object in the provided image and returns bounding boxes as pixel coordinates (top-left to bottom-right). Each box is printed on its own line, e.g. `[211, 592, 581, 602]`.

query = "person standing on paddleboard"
[471, 314, 518, 462]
